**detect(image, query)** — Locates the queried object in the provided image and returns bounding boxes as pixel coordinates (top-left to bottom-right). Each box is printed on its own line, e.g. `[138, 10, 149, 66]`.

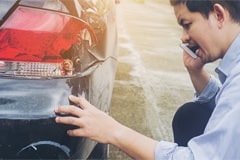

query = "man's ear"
[213, 4, 226, 28]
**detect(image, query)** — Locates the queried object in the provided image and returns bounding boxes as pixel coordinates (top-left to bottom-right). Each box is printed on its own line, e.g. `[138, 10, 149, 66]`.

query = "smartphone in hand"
[180, 43, 198, 59]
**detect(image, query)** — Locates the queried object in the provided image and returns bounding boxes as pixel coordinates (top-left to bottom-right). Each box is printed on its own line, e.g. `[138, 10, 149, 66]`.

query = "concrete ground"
[108, 0, 194, 159]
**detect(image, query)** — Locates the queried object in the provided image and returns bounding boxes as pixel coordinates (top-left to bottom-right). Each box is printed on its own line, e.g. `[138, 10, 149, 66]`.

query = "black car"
[0, 0, 118, 159]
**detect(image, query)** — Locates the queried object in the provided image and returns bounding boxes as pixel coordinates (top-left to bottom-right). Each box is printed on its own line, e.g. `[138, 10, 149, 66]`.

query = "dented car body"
[0, 0, 118, 159]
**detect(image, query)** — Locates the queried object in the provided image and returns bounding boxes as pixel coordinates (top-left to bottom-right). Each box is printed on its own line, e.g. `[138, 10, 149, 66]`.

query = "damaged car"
[0, 0, 118, 159]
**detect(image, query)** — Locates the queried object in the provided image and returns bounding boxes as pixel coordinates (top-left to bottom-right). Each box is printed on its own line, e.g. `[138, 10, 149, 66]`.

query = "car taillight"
[14, 62, 60, 77]
[0, 5, 98, 79]
[0, 60, 74, 79]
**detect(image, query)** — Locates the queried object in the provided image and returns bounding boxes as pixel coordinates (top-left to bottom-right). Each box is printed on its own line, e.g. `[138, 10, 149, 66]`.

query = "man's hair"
[169, 0, 240, 23]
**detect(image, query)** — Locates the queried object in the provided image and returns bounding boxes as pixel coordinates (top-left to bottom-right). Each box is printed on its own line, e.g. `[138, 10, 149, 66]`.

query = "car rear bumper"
[0, 117, 78, 159]
[0, 78, 78, 159]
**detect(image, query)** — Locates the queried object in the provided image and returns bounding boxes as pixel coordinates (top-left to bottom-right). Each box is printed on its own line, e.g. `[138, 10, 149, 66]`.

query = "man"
[55, 0, 240, 159]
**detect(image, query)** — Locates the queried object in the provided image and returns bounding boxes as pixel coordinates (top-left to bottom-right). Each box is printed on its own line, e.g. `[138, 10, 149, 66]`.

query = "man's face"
[174, 3, 223, 63]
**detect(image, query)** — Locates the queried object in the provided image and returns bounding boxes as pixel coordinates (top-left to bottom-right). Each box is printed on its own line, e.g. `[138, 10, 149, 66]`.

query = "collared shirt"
[155, 33, 240, 160]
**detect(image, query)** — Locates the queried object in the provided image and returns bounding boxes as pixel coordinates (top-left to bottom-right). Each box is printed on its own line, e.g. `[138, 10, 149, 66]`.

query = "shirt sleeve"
[154, 66, 240, 160]
[154, 141, 194, 160]
[193, 75, 220, 105]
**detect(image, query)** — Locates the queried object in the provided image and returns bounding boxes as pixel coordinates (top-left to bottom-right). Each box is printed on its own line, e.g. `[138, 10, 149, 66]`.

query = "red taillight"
[0, 5, 97, 79]
[0, 6, 96, 62]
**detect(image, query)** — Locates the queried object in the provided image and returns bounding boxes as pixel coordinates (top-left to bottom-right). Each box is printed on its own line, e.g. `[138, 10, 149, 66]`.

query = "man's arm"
[55, 95, 158, 160]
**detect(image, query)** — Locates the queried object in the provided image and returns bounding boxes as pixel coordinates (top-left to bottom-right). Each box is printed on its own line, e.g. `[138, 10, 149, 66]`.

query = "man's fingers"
[67, 129, 85, 137]
[68, 95, 81, 106]
[55, 116, 82, 127]
[55, 104, 82, 117]
[56, 117, 87, 138]
[68, 95, 93, 110]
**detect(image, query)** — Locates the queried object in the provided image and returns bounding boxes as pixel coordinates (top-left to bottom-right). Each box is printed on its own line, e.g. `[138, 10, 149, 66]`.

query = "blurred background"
[109, 0, 193, 159]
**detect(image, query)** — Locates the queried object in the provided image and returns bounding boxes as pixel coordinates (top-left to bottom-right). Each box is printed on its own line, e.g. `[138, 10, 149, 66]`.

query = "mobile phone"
[179, 43, 198, 59]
